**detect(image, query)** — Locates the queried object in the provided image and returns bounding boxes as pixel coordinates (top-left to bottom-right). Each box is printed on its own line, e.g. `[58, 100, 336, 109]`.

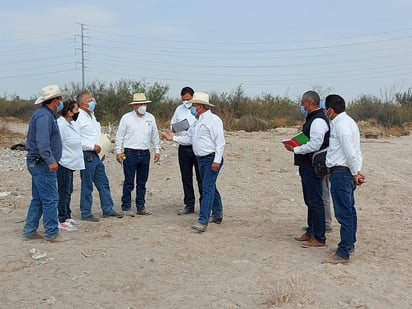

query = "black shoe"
[177, 207, 194, 215]
[81, 215, 100, 222]
[103, 211, 124, 218]
[210, 217, 223, 224]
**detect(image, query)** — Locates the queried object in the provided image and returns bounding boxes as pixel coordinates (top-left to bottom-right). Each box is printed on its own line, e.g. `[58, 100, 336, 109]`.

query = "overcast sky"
[1, 0, 412, 102]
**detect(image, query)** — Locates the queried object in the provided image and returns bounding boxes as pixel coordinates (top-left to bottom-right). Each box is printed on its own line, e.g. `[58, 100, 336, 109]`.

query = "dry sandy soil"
[0, 118, 411, 308]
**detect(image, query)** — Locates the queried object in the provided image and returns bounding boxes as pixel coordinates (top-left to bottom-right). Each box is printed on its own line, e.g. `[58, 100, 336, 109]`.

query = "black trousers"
[178, 145, 202, 209]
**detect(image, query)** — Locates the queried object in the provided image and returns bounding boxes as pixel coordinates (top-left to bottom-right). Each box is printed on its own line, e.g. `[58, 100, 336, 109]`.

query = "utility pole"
[75, 23, 88, 90]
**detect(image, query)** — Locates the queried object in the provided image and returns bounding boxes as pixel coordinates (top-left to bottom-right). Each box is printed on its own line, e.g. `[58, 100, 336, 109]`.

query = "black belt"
[179, 145, 193, 148]
[197, 152, 215, 159]
[329, 166, 350, 173]
[124, 148, 149, 153]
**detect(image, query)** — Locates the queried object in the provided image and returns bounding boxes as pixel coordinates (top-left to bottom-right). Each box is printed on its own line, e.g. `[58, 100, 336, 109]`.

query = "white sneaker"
[58, 222, 78, 231]
[66, 218, 80, 226]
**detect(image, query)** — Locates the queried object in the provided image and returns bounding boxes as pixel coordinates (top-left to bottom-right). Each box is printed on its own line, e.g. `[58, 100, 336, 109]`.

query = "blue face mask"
[300, 105, 307, 117]
[301, 100, 325, 117]
[57, 100, 64, 112]
[190, 106, 197, 116]
[88, 100, 96, 112]
[320, 100, 326, 109]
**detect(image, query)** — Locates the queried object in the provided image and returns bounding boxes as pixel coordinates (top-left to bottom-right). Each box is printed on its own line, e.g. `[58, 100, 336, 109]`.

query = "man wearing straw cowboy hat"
[115, 93, 161, 216]
[161, 92, 225, 232]
[23, 84, 67, 242]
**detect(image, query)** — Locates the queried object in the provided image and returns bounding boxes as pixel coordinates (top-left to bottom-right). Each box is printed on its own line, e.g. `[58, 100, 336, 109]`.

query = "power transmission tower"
[75, 23, 89, 90]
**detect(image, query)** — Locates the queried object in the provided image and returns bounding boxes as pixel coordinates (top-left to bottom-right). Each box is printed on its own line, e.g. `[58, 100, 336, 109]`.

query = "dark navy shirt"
[26, 105, 62, 165]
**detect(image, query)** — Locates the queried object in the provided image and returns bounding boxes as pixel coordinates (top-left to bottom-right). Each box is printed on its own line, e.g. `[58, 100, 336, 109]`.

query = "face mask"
[72, 112, 79, 121]
[137, 105, 147, 115]
[57, 100, 64, 112]
[190, 106, 197, 116]
[320, 100, 326, 109]
[183, 100, 192, 109]
[88, 100, 96, 112]
[300, 105, 307, 117]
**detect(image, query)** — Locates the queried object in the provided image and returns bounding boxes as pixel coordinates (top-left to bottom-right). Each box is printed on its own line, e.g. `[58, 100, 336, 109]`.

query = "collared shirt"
[173, 110, 225, 163]
[57, 117, 85, 170]
[170, 104, 196, 144]
[326, 112, 362, 175]
[77, 109, 101, 151]
[115, 111, 161, 154]
[26, 105, 62, 165]
[294, 117, 329, 155]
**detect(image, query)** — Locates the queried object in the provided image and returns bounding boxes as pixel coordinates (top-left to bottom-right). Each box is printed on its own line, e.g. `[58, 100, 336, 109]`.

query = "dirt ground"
[0, 118, 411, 308]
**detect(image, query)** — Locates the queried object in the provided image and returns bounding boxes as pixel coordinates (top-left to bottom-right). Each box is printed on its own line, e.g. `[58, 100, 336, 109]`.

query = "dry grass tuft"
[357, 120, 410, 137]
[262, 276, 314, 306]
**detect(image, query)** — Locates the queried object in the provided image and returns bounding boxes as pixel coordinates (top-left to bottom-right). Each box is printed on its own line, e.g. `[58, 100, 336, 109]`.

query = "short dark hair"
[325, 94, 346, 114]
[181, 87, 194, 97]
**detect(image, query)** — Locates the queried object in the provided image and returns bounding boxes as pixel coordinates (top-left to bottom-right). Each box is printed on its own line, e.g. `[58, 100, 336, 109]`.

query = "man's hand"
[49, 162, 58, 172]
[160, 132, 173, 141]
[354, 172, 366, 186]
[93, 144, 102, 153]
[154, 153, 160, 163]
[211, 162, 220, 171]
[116, 153, 124, 164]
[284, 144, 295, 152]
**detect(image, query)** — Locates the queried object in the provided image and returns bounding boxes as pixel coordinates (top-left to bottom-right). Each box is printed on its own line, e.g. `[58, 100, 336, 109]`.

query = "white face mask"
[137, 105, 147, 115]
[182, 100, 192, 109]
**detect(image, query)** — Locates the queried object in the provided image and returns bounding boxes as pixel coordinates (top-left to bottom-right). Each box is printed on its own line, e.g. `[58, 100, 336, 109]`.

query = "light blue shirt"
[326, 112, 362, 175]
[57, 117, 85, 170]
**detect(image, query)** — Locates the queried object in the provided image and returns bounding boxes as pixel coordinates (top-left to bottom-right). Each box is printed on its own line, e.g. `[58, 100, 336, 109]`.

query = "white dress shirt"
[115, 111, 161, 154]
[294, 117, 329, 155]
[326, 112, 362, 175]
[173, 110, 225, 163]
[170, 104, 196, 144]
[77, 109, 101, 151]
[57, 117, 85, 170]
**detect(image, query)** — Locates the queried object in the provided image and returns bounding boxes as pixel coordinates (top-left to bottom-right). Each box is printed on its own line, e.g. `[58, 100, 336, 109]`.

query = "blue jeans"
[57, 164, 74, 223]
[197, 155, 223, 225]
[299, 166, 326, 243]
[80, 151, 115, 218]
[329, 169, 357, 259]
[121, 149, 150, 211]
[178, 145, 202, 209]
[23, 159, 59, 240]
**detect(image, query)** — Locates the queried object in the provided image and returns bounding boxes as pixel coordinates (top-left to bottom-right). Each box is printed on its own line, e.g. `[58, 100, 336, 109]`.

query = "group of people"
[284, 91, 365, 264]
[22, 84, 365, 264]
[22, 85, 225, 242]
